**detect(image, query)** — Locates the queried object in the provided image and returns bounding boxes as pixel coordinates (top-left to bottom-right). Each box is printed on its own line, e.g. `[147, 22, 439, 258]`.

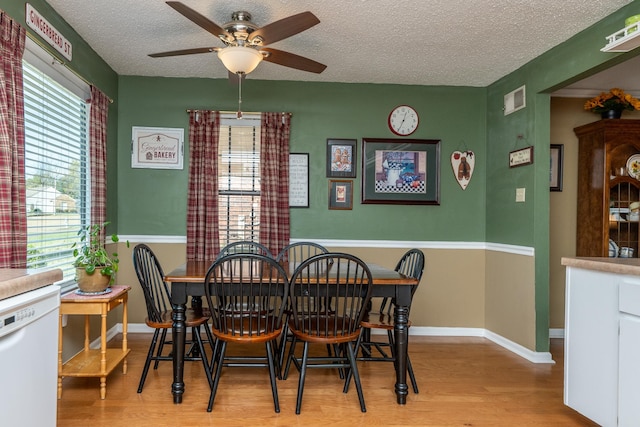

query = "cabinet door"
[619, 314, 640, 426]
[609, 180, 640, 257]
[574, 120, 640, 257]
[564, 267, 619, 427]
[618, 279, 640, 426]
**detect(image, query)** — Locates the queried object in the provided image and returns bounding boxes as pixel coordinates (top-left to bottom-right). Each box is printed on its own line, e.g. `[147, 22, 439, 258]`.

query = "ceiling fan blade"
[261, 48, 326, 73]
[149, 47, 218, 58]
[249, 11, 320, 45]
[166, 1, 230, 39]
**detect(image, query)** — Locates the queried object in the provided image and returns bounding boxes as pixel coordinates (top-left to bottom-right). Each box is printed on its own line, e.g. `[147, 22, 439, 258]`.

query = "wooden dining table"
[164, 259, 419, 405]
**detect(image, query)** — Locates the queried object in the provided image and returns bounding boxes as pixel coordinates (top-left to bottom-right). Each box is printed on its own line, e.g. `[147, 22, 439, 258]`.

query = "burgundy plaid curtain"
[186, 110, 220, 261]
[259, 112, 291, 256]
[89, 86, 109, 239]
[0, 12, 26, 268]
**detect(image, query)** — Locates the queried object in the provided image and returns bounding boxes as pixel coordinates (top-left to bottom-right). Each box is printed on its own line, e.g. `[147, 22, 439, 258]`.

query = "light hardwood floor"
[57, 335, 597, 426]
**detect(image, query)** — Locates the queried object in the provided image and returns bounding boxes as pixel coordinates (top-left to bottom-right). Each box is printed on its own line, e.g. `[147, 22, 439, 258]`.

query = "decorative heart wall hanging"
[451, 150, 475, 190]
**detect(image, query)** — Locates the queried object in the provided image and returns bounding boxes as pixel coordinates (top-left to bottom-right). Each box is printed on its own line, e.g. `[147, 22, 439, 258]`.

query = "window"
[218, 115, 261, 247]
[23, 46, 90, 289]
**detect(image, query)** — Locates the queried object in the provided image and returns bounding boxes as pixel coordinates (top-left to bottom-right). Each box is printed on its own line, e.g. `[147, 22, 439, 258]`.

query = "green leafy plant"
[71, 221, 128, 282]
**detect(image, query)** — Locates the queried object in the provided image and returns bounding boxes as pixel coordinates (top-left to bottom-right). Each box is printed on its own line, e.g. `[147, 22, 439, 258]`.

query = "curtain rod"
[186, 109, 292, 117]
[26, 32, 114, 104]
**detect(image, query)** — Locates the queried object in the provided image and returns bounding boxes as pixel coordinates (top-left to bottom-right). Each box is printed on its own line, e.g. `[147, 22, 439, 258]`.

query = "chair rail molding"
[120, 236, 535, 257]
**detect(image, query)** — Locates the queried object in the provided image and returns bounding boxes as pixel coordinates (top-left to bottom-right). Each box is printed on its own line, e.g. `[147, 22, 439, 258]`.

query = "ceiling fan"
[148, 1, 327, 79]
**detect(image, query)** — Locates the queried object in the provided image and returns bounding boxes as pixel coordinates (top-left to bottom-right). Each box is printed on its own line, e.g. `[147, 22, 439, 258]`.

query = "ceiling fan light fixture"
[217, 46, 263, 74]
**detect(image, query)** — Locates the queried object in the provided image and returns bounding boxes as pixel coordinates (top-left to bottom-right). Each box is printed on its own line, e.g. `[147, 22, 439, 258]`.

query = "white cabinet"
[618, 279, 640, 425]
[564, 265, 640, 427]
[564, 267, 619, 427]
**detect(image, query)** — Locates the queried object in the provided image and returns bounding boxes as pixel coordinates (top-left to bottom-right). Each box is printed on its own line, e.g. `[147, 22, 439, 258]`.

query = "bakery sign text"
[131, 126, 184, 170]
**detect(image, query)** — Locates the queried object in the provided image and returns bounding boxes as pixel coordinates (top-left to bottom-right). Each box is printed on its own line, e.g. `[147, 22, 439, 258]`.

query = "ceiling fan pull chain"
[237, 71, 243, 119]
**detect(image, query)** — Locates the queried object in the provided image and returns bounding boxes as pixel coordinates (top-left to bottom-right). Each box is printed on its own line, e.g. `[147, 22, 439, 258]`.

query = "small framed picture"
[326, 139, 357, 178]
[550, 144, 563, 192]
[289, 153, 309, 207]
[509, 146, 534, 168]
[329, 180, 353, 210]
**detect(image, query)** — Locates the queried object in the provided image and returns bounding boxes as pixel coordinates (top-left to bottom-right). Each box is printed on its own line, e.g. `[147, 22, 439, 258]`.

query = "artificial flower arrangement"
[584, 88, 640, 114]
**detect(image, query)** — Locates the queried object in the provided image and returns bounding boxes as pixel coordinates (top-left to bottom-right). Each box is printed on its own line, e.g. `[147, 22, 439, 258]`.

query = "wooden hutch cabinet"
[574, 119, 640, 257]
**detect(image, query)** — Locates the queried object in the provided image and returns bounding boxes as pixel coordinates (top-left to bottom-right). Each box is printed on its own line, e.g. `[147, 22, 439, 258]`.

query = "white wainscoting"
[119, 237, 551, 363]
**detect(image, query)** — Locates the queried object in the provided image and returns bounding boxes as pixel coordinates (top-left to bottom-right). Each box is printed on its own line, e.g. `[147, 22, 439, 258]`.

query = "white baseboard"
[85, 324, 126, 350]
[483, 330, 554, 364]
[116, 323, 555, 364]
[401, 326, 554, 364]
[549, 328, 565, 339]
[409, 326, 485, 337]
[125, 323, 156, 334]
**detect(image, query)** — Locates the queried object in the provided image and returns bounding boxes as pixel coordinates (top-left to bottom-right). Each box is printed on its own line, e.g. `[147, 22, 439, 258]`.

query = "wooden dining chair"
[131, 244, 214, 393]
[275, 241, 328, 264]
[275, 242, 329, 371]
[216, 241, 274, 260]
[283, 253, 373, 414]
[203, 253, 289, 413]
[353, 248, 425, 393]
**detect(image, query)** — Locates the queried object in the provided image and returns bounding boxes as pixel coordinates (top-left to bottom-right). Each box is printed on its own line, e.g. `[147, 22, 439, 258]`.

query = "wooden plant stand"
[58, 285, 130, 399]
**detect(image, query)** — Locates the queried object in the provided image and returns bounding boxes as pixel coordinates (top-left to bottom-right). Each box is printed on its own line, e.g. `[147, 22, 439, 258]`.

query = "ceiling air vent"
[504, 85, 526, 115]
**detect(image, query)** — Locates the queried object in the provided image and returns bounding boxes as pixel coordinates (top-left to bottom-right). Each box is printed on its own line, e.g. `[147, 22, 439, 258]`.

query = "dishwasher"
[0, 283, 60, 426]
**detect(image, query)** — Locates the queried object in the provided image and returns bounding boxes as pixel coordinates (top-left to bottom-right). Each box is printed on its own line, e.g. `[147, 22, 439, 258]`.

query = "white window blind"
[23, 59, 90, 290]
[218, 116, 261, 247]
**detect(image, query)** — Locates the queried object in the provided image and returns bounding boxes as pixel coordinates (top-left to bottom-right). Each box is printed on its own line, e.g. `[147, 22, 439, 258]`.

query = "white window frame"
[23, 38, 91, 291]
[218, 113, 261, 247]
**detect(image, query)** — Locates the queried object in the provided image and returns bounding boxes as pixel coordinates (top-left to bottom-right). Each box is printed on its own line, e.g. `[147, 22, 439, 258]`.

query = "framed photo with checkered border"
[361, 138, 440, 205]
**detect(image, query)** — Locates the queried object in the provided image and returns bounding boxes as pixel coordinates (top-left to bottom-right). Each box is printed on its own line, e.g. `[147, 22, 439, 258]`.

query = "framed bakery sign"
[131, 126, 184, 169]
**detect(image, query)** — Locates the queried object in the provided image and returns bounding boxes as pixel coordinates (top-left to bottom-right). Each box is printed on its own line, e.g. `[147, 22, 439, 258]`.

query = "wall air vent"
[504, 85, 526, 116]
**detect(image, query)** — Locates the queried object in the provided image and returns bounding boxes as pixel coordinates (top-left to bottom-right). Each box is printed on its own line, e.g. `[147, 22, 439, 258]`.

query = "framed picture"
[326, 139, 357, 178]
[131, 126, 184, 169]
[289, 153, 309, 207]
[550, 144, 563, 192]
[509, 146, 534, 168]
[361, 138, 440, 205]
[329, 180, 353, 210]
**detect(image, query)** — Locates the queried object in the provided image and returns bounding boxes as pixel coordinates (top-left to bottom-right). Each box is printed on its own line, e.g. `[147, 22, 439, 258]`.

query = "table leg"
[188, 296, 203, 358]
[393, 303, 410, 404]
[84, 315, 90, 351]
[122, 294, 128, 374]
[100, 310, 107, 399]
[190, 295, 202, 309]
[172, 299, 187, 403]
[58, 312, 63, 399]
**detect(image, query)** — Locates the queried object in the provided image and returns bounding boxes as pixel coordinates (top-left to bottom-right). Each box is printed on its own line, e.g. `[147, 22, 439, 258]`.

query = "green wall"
[117, 77, 487, 240]
[486, 1, 640, 350]
[487, 1, 640, 246]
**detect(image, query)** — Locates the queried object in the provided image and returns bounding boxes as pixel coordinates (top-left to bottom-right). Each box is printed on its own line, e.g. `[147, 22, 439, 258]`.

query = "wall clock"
[388, 105, 419, 136]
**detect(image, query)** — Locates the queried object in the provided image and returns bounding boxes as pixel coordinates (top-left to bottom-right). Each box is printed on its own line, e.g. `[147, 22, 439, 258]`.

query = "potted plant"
[584, 88, 640, 119]
[72, 221, 127, 293]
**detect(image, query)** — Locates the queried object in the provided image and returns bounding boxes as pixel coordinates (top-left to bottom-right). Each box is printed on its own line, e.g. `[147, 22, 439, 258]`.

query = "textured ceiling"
[44, 0, 633, 87]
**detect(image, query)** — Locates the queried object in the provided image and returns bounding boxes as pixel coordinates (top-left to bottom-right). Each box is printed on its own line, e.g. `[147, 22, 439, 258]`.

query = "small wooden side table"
[58, 285, 131, 399]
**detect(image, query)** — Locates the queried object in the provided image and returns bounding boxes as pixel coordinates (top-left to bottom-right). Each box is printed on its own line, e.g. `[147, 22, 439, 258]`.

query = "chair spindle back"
[289, 253, 372, 341]
[132, 244, 171, 323]
[204, 253, 288, 338]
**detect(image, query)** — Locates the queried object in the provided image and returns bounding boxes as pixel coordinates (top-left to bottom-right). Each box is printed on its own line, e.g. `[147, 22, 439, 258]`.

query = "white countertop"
[0, 268, 63, 301]
[561, 257, 640, 276]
